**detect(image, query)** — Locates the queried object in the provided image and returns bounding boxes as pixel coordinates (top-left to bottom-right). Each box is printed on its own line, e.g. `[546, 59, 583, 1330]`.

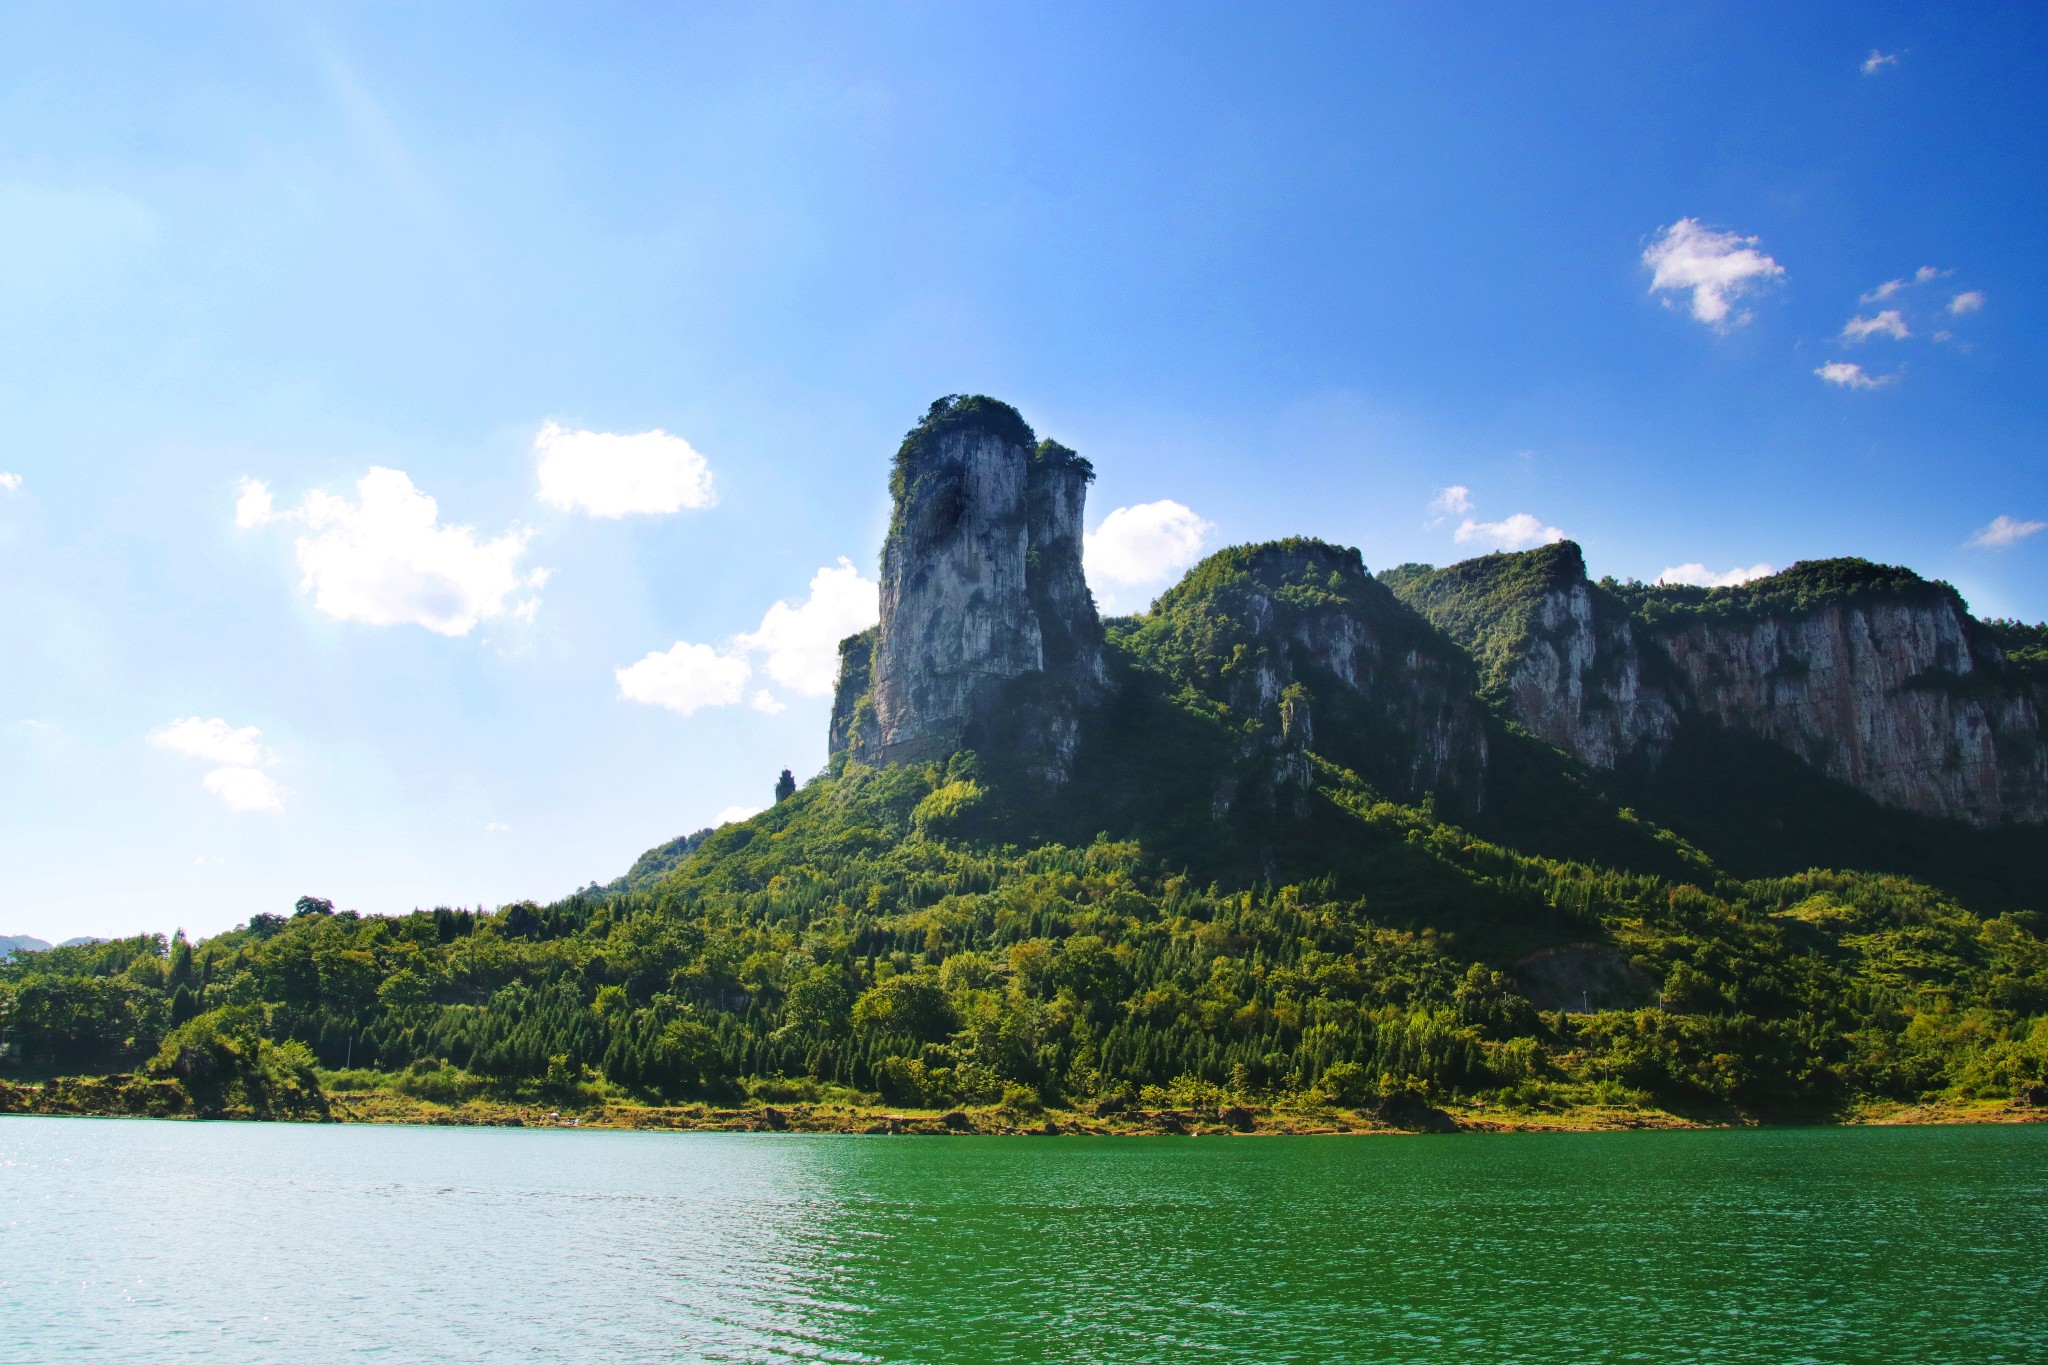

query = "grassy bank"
[4, 1072, 2041, 1136]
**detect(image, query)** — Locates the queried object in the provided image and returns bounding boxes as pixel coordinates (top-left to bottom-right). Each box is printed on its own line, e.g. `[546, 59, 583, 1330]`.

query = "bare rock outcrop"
[834, 396, 1107, 782]
[1659, 597, 2048, 824]
[1384, 543, 2048, 827]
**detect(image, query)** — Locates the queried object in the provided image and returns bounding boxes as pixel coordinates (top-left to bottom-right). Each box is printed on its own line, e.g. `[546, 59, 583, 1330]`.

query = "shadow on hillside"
[1610, 724, 2048, 912]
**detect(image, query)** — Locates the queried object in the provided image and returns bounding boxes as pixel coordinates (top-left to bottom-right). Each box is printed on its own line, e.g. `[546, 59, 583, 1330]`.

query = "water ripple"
[1, 1122, 2043, 1363]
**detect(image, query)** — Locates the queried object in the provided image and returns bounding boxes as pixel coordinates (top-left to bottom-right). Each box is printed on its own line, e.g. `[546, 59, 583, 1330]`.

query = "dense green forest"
[3, 756, 2045, 1120]
[6, 725, 2046, 1122]
[5, 531, 2046, 1126]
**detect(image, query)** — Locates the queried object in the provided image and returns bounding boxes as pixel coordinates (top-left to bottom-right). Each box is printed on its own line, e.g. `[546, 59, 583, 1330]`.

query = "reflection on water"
[2, 1118, 2044, 1363]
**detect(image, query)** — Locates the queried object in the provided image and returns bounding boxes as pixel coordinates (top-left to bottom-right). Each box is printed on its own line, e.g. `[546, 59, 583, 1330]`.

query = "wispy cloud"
[1815, 361, 1897, 390]
[1967, 515, 2046, 550]
[1861, 266, 1942, 303]
[1426, 485, 1474, 526]
[0, 472, 20, 494]
[1643, 218, 1785, 330]
[1948, 290, 1986, 316]
[1861, 49, 1898, 75]
[1841, 309, 1908, 342]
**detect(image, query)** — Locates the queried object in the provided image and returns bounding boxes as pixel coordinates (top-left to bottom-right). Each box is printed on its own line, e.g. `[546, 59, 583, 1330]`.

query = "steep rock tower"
[834, 396, 1108, 781]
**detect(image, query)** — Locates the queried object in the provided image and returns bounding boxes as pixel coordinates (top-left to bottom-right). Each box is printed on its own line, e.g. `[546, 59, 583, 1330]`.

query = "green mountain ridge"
[4, 397, 2045, 1125]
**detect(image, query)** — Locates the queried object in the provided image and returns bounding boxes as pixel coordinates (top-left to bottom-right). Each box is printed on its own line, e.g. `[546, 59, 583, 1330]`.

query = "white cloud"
[151, 717, 267, 767]
[234, 478, 275, 528]
[731, 558, 880, 697]
[1949, 290, 1985, 316]
[202, 767, 284, 813]
[1861, 49, 1898, 75]
[1455, 513, 1565, 552]
[1815, 361, 1897, 390]
[1967, 515, 2046, 550]
[534, 421, 715, 518]
[241, 467, 545, 636]
[152, 717, 284, 812]
[712, 805, 763, 827]
[0, 472, 20, 493]
[1861, 266, 1943, 303]
[1657, 562, 1776, 588]
[616, 641, 751, 715]
[617, 559, 881, 718]
[1426, 485, 1474, 525]
[1642, 218, 1785, 329]
[486, 822, 511, 832]
[1841, 309, 1908, 342]
[1084, 500, 1215, 610]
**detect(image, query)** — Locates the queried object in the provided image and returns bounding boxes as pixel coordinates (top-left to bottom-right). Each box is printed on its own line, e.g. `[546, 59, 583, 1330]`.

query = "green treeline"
[6, 537, 2046, 1122]
[5, 758, 2044, 1119]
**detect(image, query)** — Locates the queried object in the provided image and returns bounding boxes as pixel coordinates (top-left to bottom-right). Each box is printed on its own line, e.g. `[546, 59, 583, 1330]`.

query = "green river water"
[2, 1117, 2042, 1362]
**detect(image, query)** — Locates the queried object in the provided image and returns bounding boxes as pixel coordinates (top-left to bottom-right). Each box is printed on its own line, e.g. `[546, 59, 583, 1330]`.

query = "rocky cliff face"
[1129, 539, 1491, 815]
[1660, 598, 2048, 824]
[1395, 543, 1682, 768]
[831, 397, 2047, 831]
[1384, 544, 2048, 827]
[836, 396, 1107, 781]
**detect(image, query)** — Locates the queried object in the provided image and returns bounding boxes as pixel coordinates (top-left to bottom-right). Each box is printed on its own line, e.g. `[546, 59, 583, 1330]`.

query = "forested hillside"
[6, 713, 2045, 1125]
[6, 397, 2046, 1132]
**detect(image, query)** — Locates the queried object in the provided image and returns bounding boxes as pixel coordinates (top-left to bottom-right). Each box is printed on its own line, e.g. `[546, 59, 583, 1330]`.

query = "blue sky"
[3, 3, 2043, 941]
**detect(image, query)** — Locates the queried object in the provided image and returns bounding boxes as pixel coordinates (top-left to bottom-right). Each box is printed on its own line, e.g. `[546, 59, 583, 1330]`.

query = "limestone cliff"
[1124, 539, 1491, 815]
[837, 396, 1107, 781]
[1384, 544, 2048, 827]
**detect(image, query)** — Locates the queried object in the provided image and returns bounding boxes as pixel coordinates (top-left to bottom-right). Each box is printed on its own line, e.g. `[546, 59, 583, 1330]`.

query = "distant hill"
[0, 935, 52, 960]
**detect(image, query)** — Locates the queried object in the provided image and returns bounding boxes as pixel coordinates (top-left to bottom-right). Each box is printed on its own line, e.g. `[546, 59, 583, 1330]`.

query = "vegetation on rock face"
[888, 394, 1038, 507]
[1600, 557, 1959, 630]
[1379, 541, 1592, 700]
[1380, 542, 2048, 909]
[6, 419, 2046, 1128]
[1029, 436, 1094, 482]
[1381, 546, 1966, 698]
[7, 733, 2045, 1124]
[612, 829, 713, 893]
[1981, 618, 2048, 683]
